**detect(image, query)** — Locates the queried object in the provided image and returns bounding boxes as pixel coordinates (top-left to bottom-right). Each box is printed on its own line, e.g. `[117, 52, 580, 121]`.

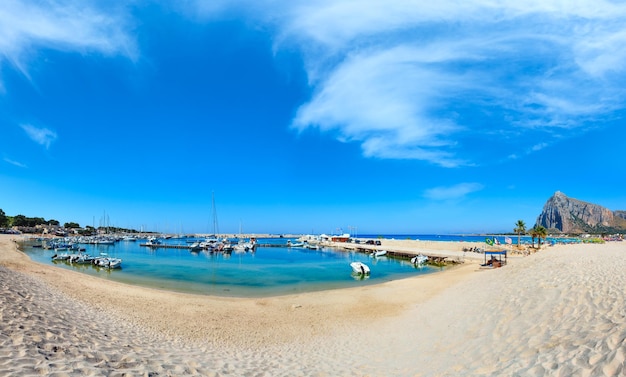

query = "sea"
[22, 234, 572, 297]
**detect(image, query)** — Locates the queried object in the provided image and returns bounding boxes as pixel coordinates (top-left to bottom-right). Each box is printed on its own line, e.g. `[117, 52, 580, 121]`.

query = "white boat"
[107, 258, 122, 269]
[350, 262, 370, 275]
[93, 257, 122, 269]
[51, 252, 70, 261]
[233, 238, 256, 252]
[286, 241, 305, 247]
[94, 238, 116, 245]
[371, 250, 387, 257]
[144, 237, 162, 247]
[68, 253, 94, 264]
[189, 242, 203, 251]
[411, 254, 428, 265]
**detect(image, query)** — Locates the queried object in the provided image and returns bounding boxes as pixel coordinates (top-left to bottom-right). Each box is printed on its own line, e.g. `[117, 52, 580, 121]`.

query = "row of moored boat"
[51, 252, 122, 269]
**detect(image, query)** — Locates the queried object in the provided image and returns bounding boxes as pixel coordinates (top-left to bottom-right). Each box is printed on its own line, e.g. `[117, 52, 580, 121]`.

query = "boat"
[51, 252, 70, 261]
[189, 242, 203, 252]
[68, 253, 94, 264]
[411, 254, 428, 265]
[144, 237, 162, 247]
[107, 258, 122, 269]
[93, 256, 122, 269]
[371, 250, 387, 257]
[350, 261, 370, 275]
[93, 237, 116, 245]
[233, 238, 256, 252]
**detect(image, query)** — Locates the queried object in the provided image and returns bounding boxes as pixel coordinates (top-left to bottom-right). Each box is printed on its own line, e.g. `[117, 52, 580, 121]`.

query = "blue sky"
[2, 1, 626, 235]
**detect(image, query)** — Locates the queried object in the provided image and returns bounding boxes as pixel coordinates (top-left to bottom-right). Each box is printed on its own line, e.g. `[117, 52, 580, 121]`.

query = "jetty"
[323, 238, 500, 264]
[139, 243, 194, 249]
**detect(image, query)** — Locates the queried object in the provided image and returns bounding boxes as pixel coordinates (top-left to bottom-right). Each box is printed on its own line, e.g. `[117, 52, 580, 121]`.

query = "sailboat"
[233, 221, 256, 252]
[203, 192, 233, 253]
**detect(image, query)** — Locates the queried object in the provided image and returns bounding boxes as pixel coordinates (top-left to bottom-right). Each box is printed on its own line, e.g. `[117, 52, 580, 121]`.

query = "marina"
[22, 234, 450, 297]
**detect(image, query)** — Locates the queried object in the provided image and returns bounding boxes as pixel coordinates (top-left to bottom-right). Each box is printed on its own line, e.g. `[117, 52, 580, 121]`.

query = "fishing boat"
[350, 261, 370, 275]
[411, 254, 428, 265]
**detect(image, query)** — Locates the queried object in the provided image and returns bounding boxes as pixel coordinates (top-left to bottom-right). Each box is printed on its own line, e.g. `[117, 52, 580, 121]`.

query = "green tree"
[535, 225, 548, 248]
[64, 222, 80, 229]
[529, 227, 537, 248]
[513, 220, 526, 247]
[0, 209, 7, 228]
[13, 214, 27, 227]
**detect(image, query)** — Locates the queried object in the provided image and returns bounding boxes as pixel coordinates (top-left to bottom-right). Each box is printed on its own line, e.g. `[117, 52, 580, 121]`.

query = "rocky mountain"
[535, 191, 626, 234]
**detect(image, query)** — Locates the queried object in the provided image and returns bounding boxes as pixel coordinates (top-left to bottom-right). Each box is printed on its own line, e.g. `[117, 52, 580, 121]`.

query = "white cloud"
[3, 158, 27, 168]
[6, 0, 626, 167]
[423, 183, 484, 201]
[0, 0, 137, 82]
[266, 1, 626, 166]
[20, 124, 57, 149]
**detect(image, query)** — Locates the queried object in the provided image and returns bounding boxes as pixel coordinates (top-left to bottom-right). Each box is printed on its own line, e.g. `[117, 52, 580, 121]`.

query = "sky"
[2, 0, 626, 235]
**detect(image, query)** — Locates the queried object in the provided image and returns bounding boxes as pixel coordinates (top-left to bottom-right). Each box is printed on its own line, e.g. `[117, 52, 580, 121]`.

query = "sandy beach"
[1, 234, 625, 376]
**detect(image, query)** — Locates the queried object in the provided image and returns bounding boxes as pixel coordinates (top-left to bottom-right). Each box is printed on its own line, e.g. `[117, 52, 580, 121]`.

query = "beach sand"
[1, 234, 624, 376]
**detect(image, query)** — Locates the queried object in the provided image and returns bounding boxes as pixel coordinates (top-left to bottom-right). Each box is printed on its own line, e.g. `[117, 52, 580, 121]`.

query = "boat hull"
[350, 262, 370, 275]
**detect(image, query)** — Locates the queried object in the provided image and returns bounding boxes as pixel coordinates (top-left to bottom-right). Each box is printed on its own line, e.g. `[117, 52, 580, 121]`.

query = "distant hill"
[535, 191, 626, 234]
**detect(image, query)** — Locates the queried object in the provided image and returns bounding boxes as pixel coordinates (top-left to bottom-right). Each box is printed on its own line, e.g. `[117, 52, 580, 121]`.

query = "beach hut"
[482, 250, 507, 268]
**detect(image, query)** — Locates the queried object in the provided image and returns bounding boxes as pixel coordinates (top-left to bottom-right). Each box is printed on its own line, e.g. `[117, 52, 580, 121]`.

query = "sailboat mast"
[212, 191, 219, 237]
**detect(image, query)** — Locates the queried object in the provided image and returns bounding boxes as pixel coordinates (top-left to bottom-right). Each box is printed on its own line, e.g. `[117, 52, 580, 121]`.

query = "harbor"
[20, 234, 456, 297]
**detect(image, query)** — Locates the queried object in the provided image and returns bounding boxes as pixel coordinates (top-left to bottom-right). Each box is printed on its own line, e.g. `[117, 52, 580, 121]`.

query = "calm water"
[23, 237, 443, 297]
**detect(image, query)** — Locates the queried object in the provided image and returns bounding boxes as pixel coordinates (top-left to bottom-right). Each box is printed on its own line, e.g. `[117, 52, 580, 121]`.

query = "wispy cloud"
[183, 0, 626, 167]
[3, 158, 27, 168]
[423, 183, 484, 201]
[20, 124, 57, 149]
[0, 0, 137, 82]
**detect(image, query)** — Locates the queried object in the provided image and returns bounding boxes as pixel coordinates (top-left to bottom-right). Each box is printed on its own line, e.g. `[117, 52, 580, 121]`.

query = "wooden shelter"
[482, 250, 507, 268]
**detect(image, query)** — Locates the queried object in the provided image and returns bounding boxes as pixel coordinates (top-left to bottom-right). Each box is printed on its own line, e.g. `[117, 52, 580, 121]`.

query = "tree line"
[0, 209, 140, 235]
[0, 208, 80, 230]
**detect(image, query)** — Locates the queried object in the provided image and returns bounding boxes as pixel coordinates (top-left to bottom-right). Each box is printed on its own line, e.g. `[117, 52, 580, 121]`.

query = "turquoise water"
[23, 237, 441, 297]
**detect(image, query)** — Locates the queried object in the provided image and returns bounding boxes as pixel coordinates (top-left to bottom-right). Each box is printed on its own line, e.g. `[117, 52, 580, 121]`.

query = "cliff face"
[535, 192, 626, 233]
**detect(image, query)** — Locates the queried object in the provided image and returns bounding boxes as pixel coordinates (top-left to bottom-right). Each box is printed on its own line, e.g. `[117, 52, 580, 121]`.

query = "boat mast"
[212, 191, 219, 237]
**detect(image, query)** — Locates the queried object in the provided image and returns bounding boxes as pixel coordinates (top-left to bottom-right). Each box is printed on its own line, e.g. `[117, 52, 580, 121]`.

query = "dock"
[139, 243, 194, 249]
[323, 240, 488, 264]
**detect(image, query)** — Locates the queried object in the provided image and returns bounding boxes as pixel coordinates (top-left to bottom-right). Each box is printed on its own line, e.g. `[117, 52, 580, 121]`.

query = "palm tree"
[535, 225, 548, 248]
[529, 227, 538, 248]
[513, 220, 526, 248]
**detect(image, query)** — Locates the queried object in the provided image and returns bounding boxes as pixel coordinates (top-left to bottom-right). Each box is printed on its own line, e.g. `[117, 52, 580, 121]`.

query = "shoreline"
[3, 235, 479, 347]
[2, 234, 625, 376]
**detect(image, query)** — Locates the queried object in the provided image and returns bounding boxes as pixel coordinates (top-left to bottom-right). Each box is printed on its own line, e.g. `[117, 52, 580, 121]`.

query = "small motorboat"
[411, 254, 428, 265]
[350, 261, 370, 275]
[71, 253, 95, 264]
[93, 255, 122, 269]
[371, 250, 387, 257]
[51, 252, 70, 261]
